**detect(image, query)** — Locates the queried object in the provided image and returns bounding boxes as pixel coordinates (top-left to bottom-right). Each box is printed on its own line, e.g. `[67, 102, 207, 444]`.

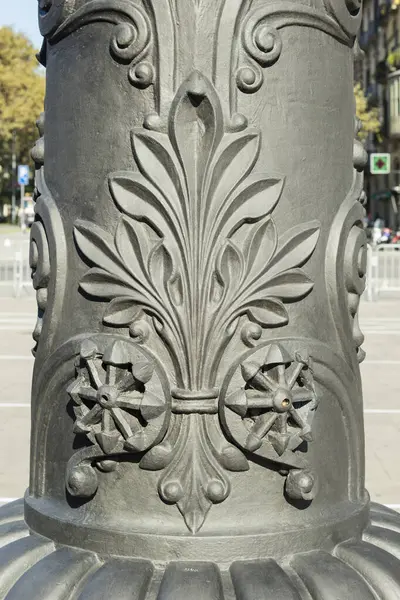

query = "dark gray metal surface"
[1, 0, 400, 597]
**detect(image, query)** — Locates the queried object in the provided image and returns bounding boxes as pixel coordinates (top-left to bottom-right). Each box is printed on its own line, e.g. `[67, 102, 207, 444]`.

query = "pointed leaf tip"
[221, 175, 284, 238]
[216, 240, 244, 287]
[246, 298, 289, 327]
[244, 216, 277, 276]
[183, 508, 208, 534]
[80, 267, 134, 300]
[104, 297, 143, 327]
[96, 431, 120, 455]
[261, 268, 314, 302]
[169, 271, 183, 306]
[148, 241, 174, 286]
[74, 220, 121, 273]
[268, 220, 321, 276]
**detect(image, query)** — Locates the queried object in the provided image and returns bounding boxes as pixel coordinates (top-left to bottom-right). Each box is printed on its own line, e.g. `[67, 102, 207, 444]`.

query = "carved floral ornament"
[65, 71, 322, 532]
[38, 0, 362, 92]
[33, 0, 366, 534]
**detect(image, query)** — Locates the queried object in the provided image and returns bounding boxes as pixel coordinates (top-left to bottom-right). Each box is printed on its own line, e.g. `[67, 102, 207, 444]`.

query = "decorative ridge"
[39, 0, 153, 89]
[39, 0, 361, 43]
[171, 389, 220, 414]
[68, 71, 321, 532]
[236, 0, 361, 93]
[40, 0, 150, 43]
[1, 501, 400, 599]
[171, 388, 219, 400]
[38, 1, 361, 96]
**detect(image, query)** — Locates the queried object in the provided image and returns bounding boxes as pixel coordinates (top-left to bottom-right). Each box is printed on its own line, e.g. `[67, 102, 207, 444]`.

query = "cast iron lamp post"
[1, 1, 400, 598]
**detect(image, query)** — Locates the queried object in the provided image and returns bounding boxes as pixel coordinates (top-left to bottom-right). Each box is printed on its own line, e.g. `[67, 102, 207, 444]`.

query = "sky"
[0, 1, 42, 50]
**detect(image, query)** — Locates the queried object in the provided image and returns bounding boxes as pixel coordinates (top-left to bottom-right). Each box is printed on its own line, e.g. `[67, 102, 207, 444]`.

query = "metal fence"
[366, 244, 400, 300]
[13, 251, 33, 296]
[0, 239, 31, 296]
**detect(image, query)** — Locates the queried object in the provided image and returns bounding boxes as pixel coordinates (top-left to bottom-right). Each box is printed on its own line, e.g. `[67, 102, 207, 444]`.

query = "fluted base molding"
[1, 500, 400, 599]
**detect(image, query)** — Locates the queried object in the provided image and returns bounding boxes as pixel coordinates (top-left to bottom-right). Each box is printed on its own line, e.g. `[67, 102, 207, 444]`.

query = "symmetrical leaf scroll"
[73, 71, 320, 531]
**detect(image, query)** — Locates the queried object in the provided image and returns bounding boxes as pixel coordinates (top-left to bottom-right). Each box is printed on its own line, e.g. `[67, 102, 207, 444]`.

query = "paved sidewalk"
[0, 294, 399, 511]
[360, 297, 400, 508]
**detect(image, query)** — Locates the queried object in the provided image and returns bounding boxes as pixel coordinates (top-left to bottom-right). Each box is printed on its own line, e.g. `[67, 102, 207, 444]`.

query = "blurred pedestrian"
[18, 206, 27, 233]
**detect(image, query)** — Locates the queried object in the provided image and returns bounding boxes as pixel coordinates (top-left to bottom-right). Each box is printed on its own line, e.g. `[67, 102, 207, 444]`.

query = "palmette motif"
[71, 71, 321, 531]
[8, 2, 400, 597]
[32, 0, 366, 534]
[29, 0, 368, 535]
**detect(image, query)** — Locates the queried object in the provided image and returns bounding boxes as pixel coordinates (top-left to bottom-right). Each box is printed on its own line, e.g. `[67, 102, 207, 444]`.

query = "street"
[0, 292, 398, 510]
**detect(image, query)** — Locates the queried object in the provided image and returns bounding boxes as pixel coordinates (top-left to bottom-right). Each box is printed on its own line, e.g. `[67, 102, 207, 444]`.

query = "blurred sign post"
[370, 153, 391, 175]
[17, 165, 30, 232]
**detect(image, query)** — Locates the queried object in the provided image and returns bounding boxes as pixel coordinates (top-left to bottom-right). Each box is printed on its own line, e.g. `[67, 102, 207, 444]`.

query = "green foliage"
[354, 83, 381, 141]
[387, 49, 400, 72]
[0, 27, 45, 195]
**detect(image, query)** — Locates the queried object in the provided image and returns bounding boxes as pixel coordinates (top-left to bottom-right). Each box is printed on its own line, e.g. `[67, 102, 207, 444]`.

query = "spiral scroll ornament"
[345, 125, 368, 363]
[236, 1, 361, 95]
[30, 112, 68, 358]
[38, 0, 153, 89]
[325, 119, 368, 365]
[344, 226, 367, 362]
[30, 113, 49, 354]
[30, 222, 50, 355]
[238, 20, 282, 94]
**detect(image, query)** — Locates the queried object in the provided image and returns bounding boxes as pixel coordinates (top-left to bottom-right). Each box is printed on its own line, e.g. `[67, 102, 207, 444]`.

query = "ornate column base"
[1, 500, 400, 599]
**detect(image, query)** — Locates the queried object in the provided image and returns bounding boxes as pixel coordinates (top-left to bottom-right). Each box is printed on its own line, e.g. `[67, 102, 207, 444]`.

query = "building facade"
[359, 0, 400, 228]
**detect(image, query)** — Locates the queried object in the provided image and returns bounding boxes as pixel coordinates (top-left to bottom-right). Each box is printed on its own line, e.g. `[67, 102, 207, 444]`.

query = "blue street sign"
[17, 165, 30, 186]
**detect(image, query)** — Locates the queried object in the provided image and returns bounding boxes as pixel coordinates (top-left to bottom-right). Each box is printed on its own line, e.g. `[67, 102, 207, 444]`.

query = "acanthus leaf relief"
[72, 71, 321, 532]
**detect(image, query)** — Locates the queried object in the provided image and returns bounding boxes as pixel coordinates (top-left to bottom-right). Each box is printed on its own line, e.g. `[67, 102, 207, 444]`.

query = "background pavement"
[0, 289, 399, 511]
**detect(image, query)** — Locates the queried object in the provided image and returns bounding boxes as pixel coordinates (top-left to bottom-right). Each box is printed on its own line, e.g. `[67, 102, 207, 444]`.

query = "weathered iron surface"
[1, 0, 400, 597]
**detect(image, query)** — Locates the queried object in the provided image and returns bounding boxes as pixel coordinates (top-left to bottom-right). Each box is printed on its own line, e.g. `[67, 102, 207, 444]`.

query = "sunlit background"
[1, 1, 42, 49]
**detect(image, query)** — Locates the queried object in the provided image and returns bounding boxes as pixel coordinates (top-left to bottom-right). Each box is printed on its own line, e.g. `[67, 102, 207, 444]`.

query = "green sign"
[370, 153, 391, 175]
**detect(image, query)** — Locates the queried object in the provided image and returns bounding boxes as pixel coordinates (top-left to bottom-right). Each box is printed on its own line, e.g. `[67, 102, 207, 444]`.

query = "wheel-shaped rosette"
[68, 338, 168, 456]
[221, 343, 318, 501]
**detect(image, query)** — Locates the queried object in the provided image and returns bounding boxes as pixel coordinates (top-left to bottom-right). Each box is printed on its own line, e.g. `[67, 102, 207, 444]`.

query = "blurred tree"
[0, 26, 45, 199]
[354, 83, 380, 142]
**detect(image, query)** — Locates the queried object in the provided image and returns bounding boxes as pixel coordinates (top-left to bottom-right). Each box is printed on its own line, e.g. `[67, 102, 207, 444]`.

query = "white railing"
[374, 245, 400, 293]
[13, 251, 32, 297]
[365, 244, 378, 302]
[366, 244, 400, 299]
[0, 260, 15, 287]
[0, 240, 31, 296]
[1, 240, 400, 299]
